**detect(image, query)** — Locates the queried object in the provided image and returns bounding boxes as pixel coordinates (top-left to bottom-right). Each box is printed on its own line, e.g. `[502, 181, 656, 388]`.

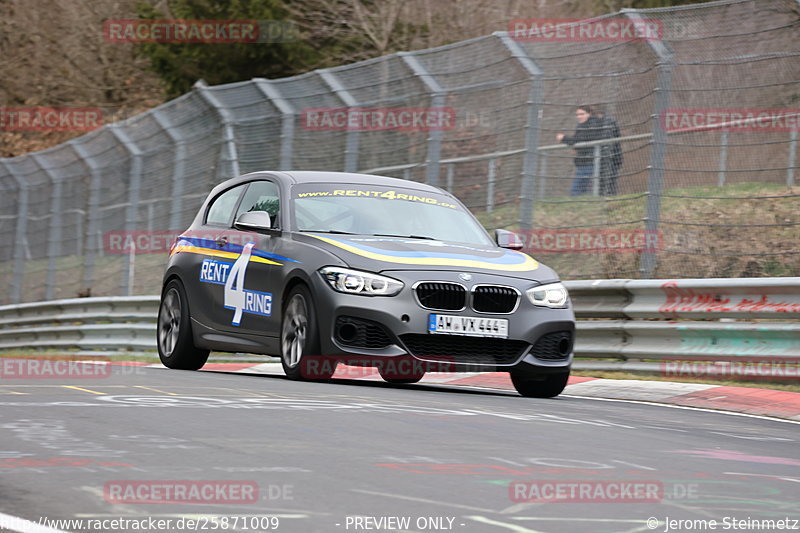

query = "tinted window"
[206, 185, 245, 226]
[236, 181, 280, 226]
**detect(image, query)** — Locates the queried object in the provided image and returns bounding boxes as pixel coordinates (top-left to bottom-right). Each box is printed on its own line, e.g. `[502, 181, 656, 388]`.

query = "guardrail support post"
[496, 32, 545, 232]
[2, 161, 27, 304]
[399, 52, 446, 188]
[152, 110, 187, 230]
[194, 80, 241, 180]
[109, 126, 144, 296]
[318, 70, 360, 173]
[625, 9, 675, 279]
[254, 79, 295, 170]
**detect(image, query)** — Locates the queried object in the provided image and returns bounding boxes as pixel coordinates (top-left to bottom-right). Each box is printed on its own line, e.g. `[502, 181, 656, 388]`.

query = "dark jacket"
[561, 116, 605, 167]
[598, 114, 623, 168]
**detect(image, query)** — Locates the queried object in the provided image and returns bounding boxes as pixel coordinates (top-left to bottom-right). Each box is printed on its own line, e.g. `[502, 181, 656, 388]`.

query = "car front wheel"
[510, 368, 570, 398]
[281, 284, 334, 380]
[378, 356, 425, 384]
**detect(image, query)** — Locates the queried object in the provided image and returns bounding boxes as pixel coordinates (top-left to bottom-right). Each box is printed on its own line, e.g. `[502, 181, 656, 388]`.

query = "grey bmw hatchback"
[157, 171, 575, 397]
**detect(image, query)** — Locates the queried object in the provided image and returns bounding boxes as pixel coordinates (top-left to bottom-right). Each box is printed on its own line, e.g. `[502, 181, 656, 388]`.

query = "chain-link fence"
[1, 0, 798, 305]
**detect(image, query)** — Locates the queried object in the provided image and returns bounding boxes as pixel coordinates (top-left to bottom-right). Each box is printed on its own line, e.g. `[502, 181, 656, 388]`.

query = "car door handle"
[215, 236, 228, 247]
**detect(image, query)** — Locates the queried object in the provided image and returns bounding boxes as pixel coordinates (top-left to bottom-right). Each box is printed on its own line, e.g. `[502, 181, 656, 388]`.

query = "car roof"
[242, 170, 444, 193]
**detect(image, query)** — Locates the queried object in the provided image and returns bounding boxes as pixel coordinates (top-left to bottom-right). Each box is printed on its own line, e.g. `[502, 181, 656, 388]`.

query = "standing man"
[594, 105, 623, 196]
[557, 105, 605, 196]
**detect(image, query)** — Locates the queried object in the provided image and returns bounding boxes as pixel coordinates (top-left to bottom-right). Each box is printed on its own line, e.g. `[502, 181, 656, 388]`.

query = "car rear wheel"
[157, 279, 210, 370]
[510, 368, 570, 398]
[281, 284, 333, 380]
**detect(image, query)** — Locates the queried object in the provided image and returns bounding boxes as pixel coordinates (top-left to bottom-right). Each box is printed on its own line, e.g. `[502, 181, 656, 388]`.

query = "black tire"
[510, 368, 570, 398]
[157, 279, 210, 370]
[281, 284, 333, 380]
[378, 356, 425, 384]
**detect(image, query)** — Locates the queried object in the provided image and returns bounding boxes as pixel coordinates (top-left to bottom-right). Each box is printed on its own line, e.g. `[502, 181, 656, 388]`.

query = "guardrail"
[0, 279, 798, 367]
[0, 296, 159, 351]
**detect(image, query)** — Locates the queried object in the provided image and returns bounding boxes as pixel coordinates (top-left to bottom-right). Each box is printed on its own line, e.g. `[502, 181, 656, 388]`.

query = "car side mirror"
[234, 211, 278, 235]
[495, 229, 525, 250]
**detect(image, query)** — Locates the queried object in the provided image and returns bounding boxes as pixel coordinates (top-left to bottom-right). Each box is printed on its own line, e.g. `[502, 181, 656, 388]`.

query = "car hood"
[296, 232, 554, 281]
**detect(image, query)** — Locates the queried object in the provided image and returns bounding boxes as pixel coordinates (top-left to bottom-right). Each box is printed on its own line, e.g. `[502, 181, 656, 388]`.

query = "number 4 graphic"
[224, 242, 255, 326]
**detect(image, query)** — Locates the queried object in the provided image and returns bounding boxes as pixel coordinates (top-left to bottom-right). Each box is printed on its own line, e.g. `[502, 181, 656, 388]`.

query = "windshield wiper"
[303, 229, 358, 235]
[371, 233, 437, 240]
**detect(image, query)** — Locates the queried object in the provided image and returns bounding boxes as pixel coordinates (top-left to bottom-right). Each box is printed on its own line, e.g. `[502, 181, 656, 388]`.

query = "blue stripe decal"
[181, 237, 300, 263]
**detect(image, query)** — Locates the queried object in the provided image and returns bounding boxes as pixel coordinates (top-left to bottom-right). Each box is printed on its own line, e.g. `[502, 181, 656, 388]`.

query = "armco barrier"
[0, 279, 798, 366]
[0, 296, 158, 351]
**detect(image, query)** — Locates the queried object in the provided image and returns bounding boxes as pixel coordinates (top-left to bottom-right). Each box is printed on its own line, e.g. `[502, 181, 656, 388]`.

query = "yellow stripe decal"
[172, 244, 282, 265]
[306, 234, 539, 272]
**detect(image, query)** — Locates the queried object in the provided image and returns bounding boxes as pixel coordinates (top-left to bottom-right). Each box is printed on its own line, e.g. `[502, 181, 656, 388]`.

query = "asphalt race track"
[0, 363, 798, 533]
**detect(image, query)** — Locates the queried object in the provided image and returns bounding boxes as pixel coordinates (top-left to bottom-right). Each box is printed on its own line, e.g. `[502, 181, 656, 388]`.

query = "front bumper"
[310, 269, 575, 372]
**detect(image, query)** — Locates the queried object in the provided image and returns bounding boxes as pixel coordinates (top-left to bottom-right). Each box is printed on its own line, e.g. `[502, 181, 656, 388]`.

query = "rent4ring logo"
[199, 243, 272, 325]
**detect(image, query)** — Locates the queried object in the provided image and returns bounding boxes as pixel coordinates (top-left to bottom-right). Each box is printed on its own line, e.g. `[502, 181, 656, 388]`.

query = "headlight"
[526, 282, 568, 308]
[319, 267, 404, 296]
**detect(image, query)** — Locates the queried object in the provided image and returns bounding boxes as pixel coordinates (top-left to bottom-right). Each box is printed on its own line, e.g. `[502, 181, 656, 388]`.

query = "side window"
[206, 185, 245, 226]
[236, 181, 280, 226]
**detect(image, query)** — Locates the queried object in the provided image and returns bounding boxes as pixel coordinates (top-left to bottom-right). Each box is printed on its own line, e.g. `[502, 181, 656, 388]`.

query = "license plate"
[428, 314, 508, 338]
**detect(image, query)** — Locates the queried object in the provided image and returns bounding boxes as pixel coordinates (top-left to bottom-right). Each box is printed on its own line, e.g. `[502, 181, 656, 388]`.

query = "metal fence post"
[538, 152, 548, 198]
[31, 154, 63, 300]
[788, 128, 797, 187]
[497, 32, 544, 232]
[194, 80, 241, 180]
[254, 79, 295, 170]
[718, 130, 728, 187]
[592, 145, 602, 196]
[2, 161, 27, 304]
[70, 142, 102, 295]
[487, 158, 496, 212]
[109, 125, 143, 296]
[399, 52, 446, 188]
[625, 9, 674, 279]
[152, 110, 187, 230]
[318, 69, 360, 173]
[446, 163, 454, 192]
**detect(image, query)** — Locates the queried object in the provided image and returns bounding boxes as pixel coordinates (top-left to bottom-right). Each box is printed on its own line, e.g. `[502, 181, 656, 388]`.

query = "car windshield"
[292, 183, 494, 246]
